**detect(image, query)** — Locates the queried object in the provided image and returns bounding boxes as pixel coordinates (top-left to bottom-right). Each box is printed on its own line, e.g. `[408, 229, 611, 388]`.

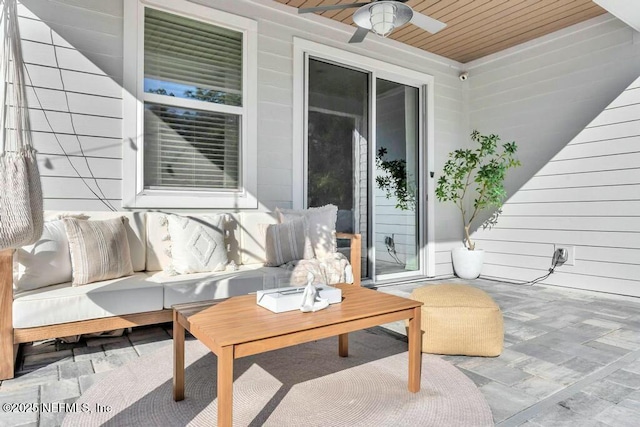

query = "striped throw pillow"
[264, 217, 313, 267]
[276, 204, 338, 259]
[63, 217, 134, 286]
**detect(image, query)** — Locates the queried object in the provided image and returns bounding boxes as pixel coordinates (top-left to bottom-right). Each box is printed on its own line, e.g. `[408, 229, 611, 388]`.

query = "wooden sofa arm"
[336, 233, 361, 286]
[1, 249, 15, 380]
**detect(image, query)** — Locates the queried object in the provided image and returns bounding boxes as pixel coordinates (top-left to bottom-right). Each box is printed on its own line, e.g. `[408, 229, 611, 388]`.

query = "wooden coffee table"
[172, 283, 423, 427]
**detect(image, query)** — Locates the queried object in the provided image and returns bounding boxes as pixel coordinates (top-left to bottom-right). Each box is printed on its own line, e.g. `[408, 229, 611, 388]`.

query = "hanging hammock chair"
[0, 0, 43, 250]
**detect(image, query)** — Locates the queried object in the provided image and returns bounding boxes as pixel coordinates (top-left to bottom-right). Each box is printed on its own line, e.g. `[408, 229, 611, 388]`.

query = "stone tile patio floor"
[2, 278, 640, 426]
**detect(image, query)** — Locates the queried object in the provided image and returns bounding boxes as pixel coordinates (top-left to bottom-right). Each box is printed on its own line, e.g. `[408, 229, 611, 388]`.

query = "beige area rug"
[63, 329, 493, 427]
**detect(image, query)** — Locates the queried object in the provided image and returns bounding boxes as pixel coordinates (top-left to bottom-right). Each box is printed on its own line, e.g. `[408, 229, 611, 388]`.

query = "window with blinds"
[143, 8, 243, 191]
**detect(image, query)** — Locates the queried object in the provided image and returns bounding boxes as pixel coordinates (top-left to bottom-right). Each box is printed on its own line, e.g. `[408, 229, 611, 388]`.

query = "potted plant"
[435, 130, 520, 279]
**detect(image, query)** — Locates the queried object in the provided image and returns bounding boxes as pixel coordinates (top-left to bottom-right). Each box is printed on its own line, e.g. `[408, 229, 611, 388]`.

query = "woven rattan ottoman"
[409, 284, 503, 356]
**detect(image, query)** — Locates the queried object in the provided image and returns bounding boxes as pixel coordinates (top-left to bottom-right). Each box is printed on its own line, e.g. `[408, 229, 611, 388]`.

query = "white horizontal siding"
[475, 228, 639, 250]
[509, 184, 640, 203]
[434, 240, 459, 278]
[38, 155, 121, 179]
[18, 86, 121, 118]
[523, 169, 640, 189]
[468, 16, 640, 208]
[31, 132, 121, 159]
[12, 1, 123, 210]
[495, 216, 640, 233]
[41, 177, 120, 199]
[28, 109, 121, 138]
[465, 14, 640, 296]
[472, 74, 640, 296]
[41, 198, 122, 211]
[501, 201, 640, 217]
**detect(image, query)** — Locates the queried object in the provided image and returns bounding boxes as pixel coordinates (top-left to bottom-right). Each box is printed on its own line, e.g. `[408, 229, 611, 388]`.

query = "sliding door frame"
[292, 38, 435, 280]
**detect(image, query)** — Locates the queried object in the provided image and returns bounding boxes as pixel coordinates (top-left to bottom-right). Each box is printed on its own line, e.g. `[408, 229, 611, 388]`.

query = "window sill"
[122, 189, 258, 209]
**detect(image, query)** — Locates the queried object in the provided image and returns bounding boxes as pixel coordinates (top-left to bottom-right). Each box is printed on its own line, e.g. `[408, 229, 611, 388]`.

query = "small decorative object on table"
[256, 273, 341, 314]
[300, 272, 329, 313]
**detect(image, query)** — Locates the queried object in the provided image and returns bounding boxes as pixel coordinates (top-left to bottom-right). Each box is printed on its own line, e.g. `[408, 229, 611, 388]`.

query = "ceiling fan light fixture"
[369, 3, 397, 38]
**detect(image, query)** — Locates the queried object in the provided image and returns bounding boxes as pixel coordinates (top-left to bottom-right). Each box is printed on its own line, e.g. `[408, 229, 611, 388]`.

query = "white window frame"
[123, 0, 258, 208]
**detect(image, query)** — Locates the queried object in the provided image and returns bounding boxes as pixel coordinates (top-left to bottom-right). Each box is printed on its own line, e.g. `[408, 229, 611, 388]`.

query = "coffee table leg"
[218, 345, 234, 427]
[408, 307, 422, 392]
[338, 333, 349, 357]
[173, 310, 185, 401]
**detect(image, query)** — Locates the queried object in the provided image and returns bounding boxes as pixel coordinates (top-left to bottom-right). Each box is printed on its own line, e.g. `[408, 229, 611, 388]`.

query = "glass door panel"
[307, 58, 369, 279]
[374, 79, 420, 277]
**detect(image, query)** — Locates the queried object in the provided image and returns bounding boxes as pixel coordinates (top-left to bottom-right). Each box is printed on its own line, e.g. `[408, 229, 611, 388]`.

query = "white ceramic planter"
[452, 247, 484, 279]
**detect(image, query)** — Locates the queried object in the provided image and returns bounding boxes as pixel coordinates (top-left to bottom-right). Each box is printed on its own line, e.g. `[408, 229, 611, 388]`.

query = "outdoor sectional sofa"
[0, 210, 361, 380]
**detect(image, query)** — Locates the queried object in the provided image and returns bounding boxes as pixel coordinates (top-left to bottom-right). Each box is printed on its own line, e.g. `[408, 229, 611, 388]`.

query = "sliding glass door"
[306, 59, 369, 278]
[305, 56, 425, 284]
[374, 79, 420, 277]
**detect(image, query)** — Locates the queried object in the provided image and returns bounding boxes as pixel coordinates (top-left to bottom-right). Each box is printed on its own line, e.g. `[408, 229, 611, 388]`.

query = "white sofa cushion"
[237, 212, 278, 265]
[149, 265, 296, 308]
[146, 212, 172, 272]
[44, 211, 146, 272]
[14, 220, 72, 292]
[167, 214, 227, 274]
[146, 212, 241, 272]
[12, 273, 163, 329]
[63, 217, 134, 286]
[264, 217, 313, 266]
[276, 205, 338, 259]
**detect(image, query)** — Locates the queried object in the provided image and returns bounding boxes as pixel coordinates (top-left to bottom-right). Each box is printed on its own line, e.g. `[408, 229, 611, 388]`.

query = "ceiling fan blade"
[410, 12, 447, 34]
[298, 2, 371, 14]
[349, 26, 369, 43]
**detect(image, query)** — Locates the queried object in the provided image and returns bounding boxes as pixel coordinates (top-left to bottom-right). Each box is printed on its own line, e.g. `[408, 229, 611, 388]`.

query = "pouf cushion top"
[411, 284, 499, 309]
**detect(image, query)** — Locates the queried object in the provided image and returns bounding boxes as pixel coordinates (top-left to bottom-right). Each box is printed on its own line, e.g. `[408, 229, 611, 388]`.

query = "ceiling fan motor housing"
[353, 1, 413, 31]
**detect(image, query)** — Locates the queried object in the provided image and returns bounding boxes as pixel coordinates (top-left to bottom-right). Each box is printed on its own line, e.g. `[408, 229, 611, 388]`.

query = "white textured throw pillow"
[63, 217, 134, 286]
[276, 205, 338, 259]
[167, 214, 227, 274]
[264, 217, 314, 267]
[14, 220, 73, 291]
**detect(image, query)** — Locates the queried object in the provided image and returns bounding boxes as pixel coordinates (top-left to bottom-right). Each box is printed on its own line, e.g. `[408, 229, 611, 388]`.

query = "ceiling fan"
[298, 0, 447, 44]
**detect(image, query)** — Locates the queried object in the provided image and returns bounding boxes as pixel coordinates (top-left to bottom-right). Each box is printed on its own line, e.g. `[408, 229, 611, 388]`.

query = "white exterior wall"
[15, 0, 466, 276]
[468, 15, 640, 295]
[18, 0, 124, 211]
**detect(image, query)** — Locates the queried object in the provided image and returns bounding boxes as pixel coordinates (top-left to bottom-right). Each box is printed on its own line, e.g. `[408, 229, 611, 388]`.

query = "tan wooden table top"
[177, 284, 422, 349]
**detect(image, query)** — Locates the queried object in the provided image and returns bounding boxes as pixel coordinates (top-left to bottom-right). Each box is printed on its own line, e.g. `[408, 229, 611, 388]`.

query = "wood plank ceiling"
[275, 0, 607, 63]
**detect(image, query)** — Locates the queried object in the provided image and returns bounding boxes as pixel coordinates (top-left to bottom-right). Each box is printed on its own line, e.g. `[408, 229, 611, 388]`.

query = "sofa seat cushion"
[150, 265, 295, 308]
[13, 273, 163, 329]
[152, 254, 354, 308]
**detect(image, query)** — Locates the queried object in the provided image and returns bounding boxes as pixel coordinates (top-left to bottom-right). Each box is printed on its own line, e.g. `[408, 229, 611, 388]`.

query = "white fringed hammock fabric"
[0, 0, 43, 249]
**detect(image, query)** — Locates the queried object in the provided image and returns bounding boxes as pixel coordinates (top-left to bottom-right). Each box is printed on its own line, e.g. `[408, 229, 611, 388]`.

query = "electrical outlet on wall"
[554, 245, 575, 266]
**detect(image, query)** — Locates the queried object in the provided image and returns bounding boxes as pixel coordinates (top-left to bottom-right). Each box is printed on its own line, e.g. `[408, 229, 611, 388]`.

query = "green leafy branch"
[375, 147, 416, 211]
[435, 130, 520, 250]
